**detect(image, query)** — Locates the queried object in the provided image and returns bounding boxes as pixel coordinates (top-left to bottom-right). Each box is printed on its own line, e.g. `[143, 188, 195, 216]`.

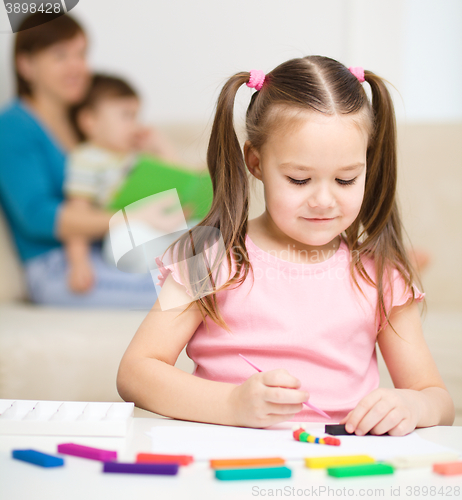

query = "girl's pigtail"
[362, 71, 398, 240]
[358, 72, 421, 332]
[205, 73, 251, 246]
[183, 73, 254, 333]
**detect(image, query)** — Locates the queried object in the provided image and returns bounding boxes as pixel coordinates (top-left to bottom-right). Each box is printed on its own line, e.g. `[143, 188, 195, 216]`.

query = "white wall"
[402, 0, 462, 122]
[0, 0, 461, 123]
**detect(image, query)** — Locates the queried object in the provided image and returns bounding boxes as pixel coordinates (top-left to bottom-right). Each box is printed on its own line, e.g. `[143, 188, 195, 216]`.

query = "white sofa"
[0, 123, 460, 424]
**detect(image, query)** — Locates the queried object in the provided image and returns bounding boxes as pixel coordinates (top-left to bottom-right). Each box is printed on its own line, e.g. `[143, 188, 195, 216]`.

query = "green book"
[107, 154, 213, 221]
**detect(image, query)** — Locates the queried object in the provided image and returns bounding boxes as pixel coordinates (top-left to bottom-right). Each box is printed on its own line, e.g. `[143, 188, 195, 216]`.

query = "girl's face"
[246, 111, 368, 250]
[18, 33, 89, 105]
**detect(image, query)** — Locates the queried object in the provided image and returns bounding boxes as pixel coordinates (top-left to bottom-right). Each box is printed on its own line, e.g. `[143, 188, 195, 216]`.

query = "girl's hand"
[339, 388, 422, 436]
[228, 369, 309, 428]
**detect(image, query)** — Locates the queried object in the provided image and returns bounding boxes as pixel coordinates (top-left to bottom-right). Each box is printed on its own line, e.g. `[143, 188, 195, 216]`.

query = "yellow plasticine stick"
[305, 455, 375, 469]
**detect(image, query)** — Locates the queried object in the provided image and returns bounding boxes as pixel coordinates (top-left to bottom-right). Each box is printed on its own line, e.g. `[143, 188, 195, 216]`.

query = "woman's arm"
[340, 301, 455, 435]
[0, 116, 112, 243]
[56, 200, 113, 241]
[57, 190, 192, 241]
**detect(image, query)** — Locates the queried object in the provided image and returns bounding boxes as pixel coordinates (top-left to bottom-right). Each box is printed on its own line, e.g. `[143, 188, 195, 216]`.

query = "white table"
[1, 408, 461, 500]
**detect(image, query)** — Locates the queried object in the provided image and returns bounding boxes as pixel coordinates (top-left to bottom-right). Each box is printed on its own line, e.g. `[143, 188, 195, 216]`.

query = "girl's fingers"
[339, 411, 352, 425]
[343, 390, 383, 434]
[264, 385, 308, 405]
[387, 417, 413, 437]
[352, 399, 394, 436]
[369, 407, 405, 436]
[265, 402, 304, 415]
[262, 369, 302, 390]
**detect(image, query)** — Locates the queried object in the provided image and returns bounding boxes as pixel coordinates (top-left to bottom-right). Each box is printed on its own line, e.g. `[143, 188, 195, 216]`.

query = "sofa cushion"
[0, 303, 194, 402]
[0, 208, 27, 302]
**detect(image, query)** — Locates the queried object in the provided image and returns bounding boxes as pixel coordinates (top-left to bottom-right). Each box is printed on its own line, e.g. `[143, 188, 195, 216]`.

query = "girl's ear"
[244, 141, 263, 181]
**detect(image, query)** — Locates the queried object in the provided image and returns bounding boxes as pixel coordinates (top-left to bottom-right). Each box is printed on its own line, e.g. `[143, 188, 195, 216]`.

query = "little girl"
[117, 56, 454, 434]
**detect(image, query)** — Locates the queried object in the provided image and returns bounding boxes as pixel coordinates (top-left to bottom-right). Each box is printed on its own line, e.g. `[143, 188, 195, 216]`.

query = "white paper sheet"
[147, 424, 462, 461]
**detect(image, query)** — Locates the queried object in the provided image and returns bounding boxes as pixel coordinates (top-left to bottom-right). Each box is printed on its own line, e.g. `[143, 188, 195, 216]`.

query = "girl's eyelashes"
[287, 177, 357, 186]
[336, 177, 357, 186]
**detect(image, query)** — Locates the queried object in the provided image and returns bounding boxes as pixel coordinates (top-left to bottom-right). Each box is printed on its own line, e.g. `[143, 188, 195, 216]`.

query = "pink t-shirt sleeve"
[155, 240, 236, 299]
[380, 267, 425, 328]
[388, 267, 425, 307]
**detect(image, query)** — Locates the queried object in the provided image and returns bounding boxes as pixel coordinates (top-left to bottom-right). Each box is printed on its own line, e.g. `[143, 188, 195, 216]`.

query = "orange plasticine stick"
[210, 457, 285, 469]
[136, 453, 194, 465]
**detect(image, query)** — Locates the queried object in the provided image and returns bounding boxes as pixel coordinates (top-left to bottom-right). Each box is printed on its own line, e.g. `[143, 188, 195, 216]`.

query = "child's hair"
[70, 73, 139, 142]
[167, 55, 423, 333]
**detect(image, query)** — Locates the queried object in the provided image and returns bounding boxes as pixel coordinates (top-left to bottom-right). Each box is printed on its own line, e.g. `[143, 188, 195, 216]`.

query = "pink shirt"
[156, 234, 424, 422]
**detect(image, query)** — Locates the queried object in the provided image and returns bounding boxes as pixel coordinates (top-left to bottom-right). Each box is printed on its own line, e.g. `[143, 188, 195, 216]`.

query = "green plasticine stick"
[327, 463, 394, 478]
[215, 466, 292, 481]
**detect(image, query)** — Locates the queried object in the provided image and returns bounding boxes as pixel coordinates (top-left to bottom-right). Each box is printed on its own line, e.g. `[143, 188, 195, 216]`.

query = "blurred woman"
[0, 13, 182, 308]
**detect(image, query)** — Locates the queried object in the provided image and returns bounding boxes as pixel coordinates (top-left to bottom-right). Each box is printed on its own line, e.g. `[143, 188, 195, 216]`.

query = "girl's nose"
[307, 183, 335, 209]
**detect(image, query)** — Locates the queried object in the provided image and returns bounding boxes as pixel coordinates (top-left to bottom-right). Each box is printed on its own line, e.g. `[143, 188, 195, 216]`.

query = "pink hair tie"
[348, 66, 365, 83]
[247, 70, 265, 91]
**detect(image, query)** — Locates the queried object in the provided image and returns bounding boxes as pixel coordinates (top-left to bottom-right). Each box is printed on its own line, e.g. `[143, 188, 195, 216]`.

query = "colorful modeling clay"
[293, 427, 340, 446]
[12, 449, 64, 468]
[57, 443, 117, 462]
[215, 466, 292, 480]
[210, 457, 285, 469]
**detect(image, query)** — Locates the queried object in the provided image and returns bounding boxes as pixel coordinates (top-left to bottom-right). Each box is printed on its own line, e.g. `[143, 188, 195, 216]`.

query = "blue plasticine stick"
[12, 449, 64, 468]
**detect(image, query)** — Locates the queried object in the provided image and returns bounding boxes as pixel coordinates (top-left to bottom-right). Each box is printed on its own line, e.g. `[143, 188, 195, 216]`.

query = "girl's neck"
[23, 92, 78, 152]
[248, 211, 341, 264]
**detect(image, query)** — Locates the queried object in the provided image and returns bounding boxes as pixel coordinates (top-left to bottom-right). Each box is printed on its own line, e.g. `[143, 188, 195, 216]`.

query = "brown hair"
[14, 13, 85, 97]
[69, 73, 139, 141]
[168, 55, 423, 333]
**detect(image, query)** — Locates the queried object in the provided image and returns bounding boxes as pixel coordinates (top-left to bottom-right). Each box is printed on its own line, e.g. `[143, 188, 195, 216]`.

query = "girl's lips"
[303, 217, 336, 223]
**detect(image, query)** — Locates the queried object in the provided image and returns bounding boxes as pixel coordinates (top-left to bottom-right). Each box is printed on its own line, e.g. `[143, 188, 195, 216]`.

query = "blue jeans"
[24, 244, 157, 310]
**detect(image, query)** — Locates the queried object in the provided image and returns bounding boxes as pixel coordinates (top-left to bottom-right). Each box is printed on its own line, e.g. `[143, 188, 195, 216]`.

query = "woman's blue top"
[0, 98, 66, 262]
